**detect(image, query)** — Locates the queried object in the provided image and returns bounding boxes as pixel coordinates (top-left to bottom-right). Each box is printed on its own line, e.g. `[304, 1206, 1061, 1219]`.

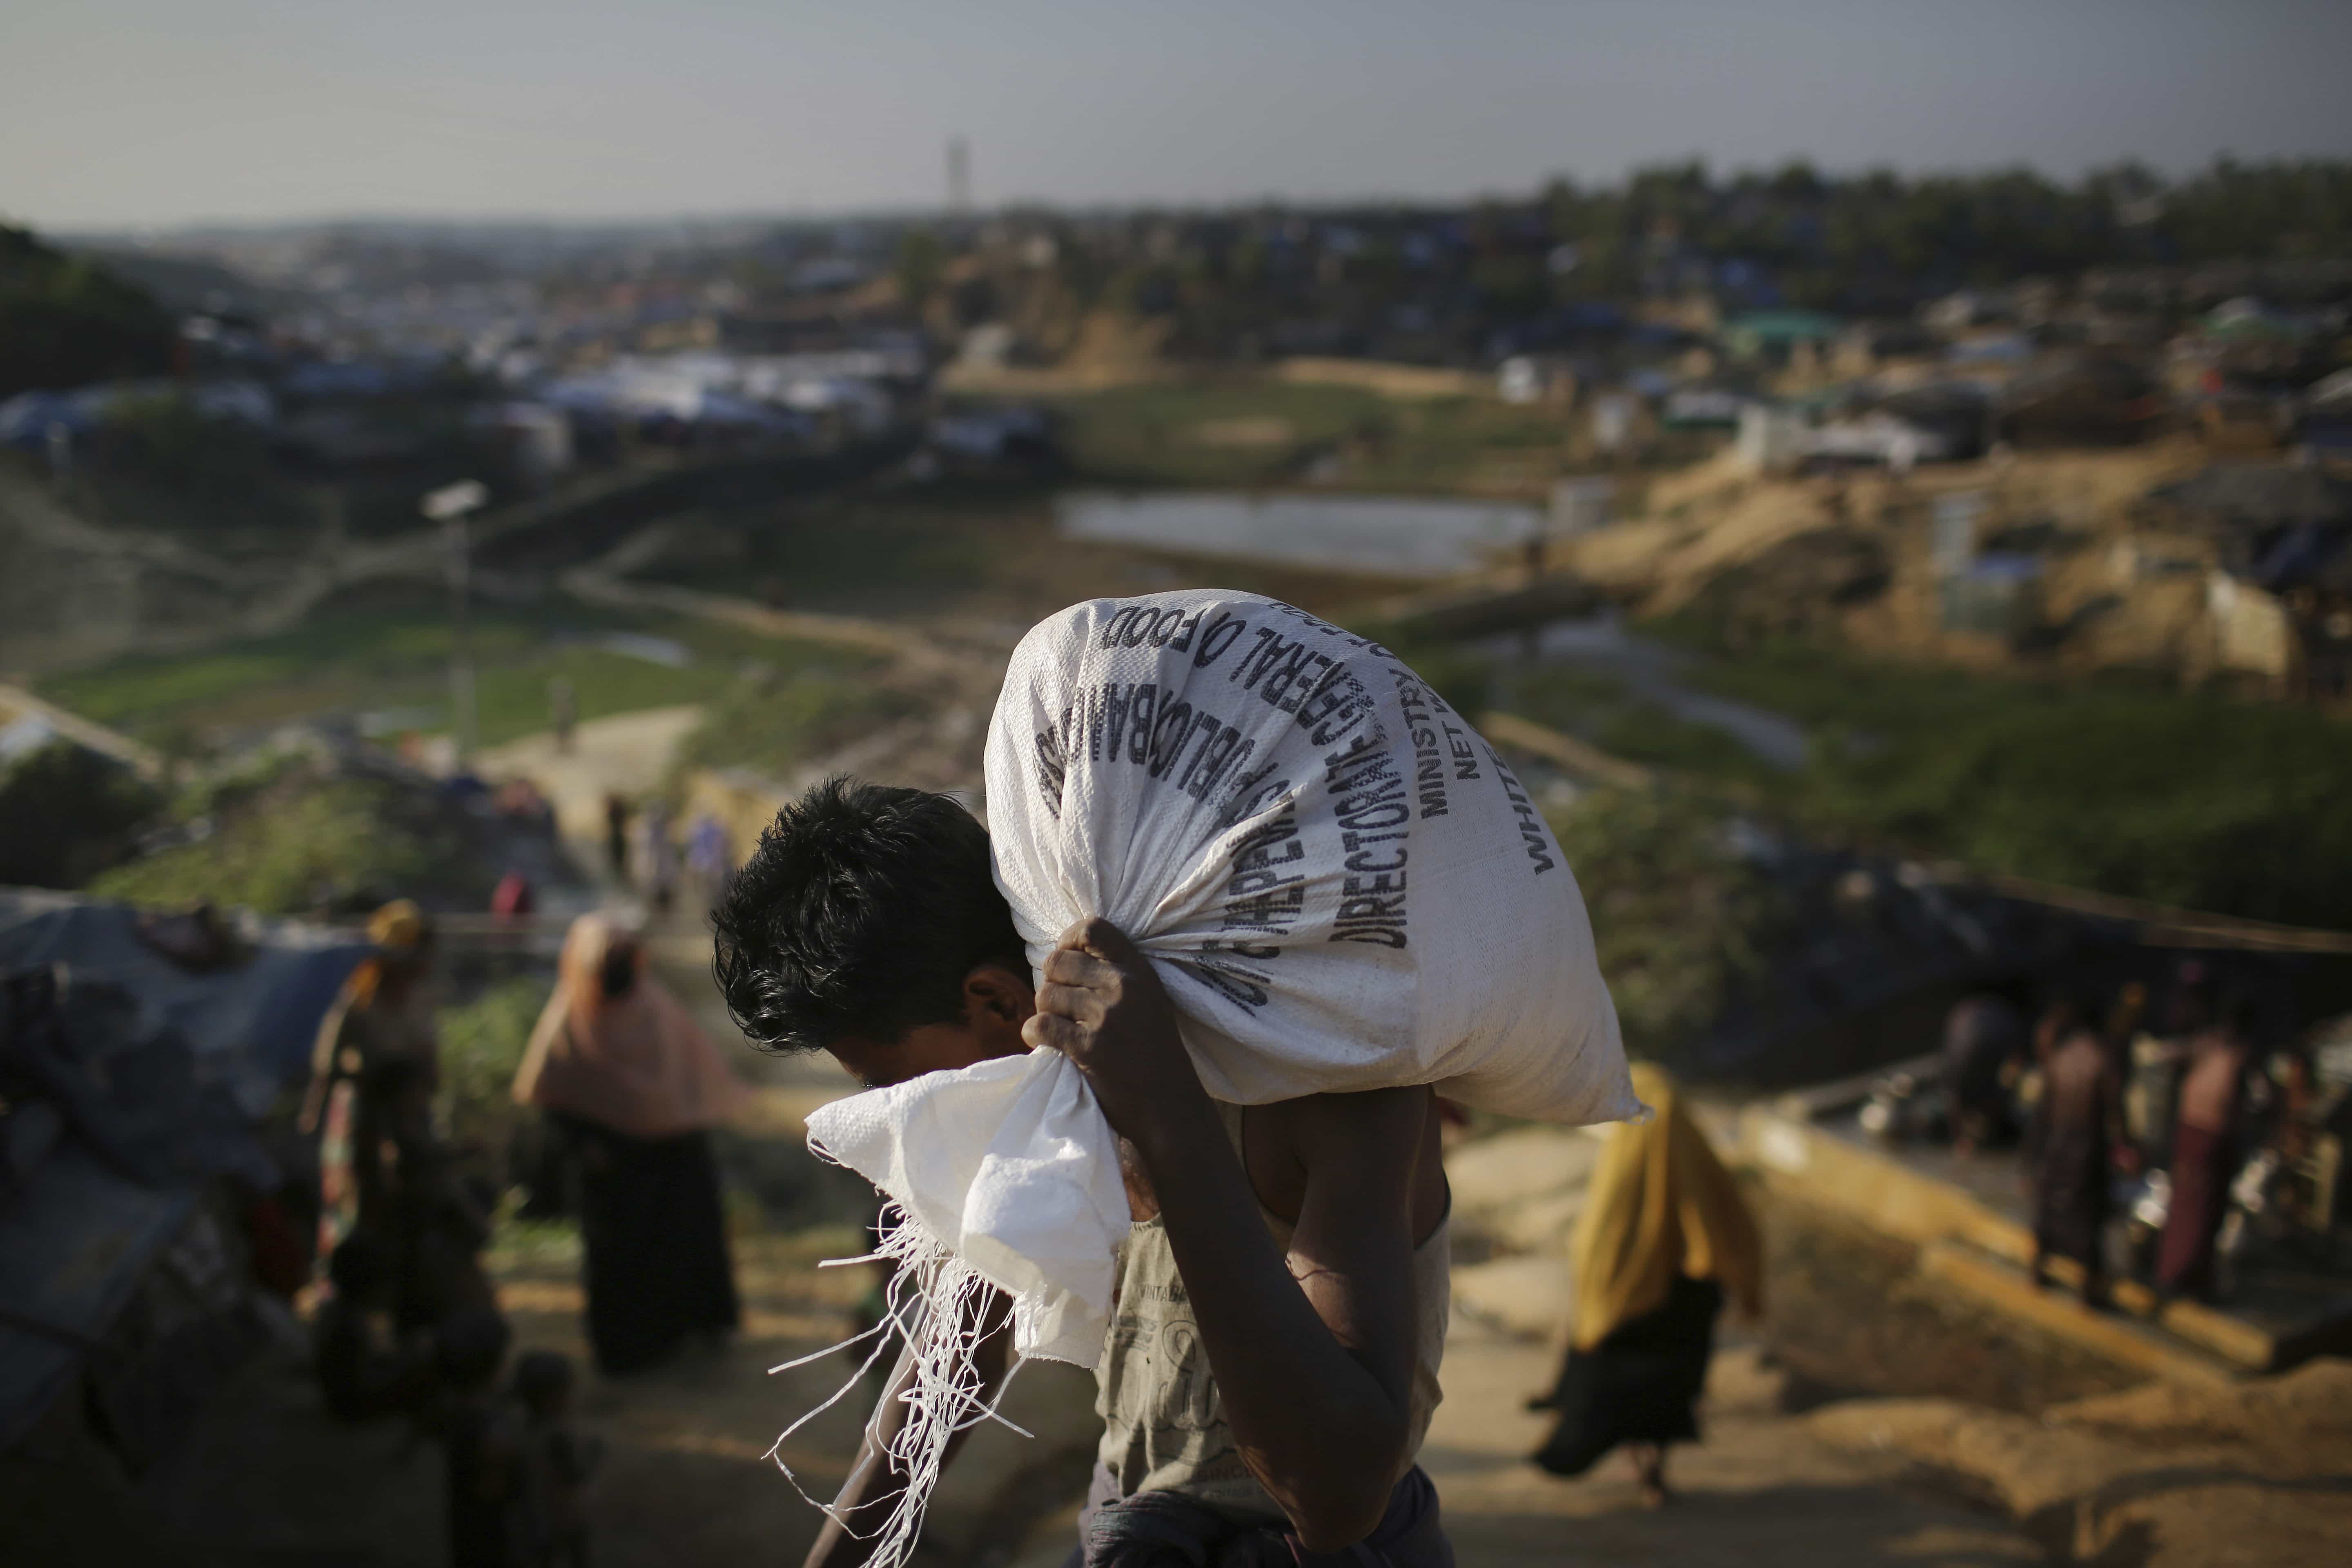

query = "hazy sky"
[5, 0, 2348, 230]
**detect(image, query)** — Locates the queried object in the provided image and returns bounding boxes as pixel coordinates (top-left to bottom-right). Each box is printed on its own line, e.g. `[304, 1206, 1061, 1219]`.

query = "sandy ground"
[473, 704, 707, 857]
[1424, 1327, 2040, 1568]
[1005, 1322, 2045, 1568]
[110, 1224, 1098, 1568]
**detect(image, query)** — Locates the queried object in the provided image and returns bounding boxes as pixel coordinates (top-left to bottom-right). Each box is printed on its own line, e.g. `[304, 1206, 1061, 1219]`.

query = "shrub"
[674, 671, 923, 783]
[1547, 786, 1792, 1064]
[438, 977, 548, 1152]
[91, 764, 483, 915]
[0, 741, 163, 888]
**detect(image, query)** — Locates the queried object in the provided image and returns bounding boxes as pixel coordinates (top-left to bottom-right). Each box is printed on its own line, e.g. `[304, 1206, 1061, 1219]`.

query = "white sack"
[807, 590, 1636, 1374]
[803, 1051, 1124, 1368]
[994, 591, 1632, 1120]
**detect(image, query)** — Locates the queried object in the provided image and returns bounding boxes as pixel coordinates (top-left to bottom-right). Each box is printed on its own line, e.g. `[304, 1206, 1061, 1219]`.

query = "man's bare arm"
[1028, 919, 1424, 1549]
[1140, 1087, 1425, 1547]
[801, 1286, 1013, 1568]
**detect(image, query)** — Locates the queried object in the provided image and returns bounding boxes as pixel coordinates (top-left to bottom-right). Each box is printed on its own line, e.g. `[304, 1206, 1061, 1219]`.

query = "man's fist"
[1022, 917, 1208, 1145]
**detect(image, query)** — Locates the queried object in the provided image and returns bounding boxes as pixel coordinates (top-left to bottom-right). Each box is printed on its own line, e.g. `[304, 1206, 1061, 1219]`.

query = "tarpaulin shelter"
[0, 891, 370, 1457]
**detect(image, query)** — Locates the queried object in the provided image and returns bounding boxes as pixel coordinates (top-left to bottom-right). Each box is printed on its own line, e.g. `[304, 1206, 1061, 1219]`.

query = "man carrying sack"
[715, 593, 1635, 1568]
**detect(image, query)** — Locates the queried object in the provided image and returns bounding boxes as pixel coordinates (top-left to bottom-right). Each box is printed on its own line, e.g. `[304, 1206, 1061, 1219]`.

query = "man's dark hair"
[712, 778, 1026, 1054]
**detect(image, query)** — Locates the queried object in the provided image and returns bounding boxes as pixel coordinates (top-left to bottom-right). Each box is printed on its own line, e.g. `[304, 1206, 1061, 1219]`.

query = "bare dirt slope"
[1811, 1359, 2352, 1568]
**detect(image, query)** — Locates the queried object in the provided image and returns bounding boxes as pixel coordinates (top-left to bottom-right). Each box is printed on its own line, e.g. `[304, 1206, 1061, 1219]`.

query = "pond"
[1057, 490, 1543, 580]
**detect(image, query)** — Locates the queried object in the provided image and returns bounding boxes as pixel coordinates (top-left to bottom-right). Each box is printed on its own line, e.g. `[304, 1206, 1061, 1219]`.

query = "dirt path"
[473, 702, 706, 860]
[1420, 1327, 2039, 1566]
[1006, 1322, 2043, 1567]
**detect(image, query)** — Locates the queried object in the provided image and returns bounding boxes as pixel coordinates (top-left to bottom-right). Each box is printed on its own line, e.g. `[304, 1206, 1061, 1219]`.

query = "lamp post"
[421, 480, 489, 767]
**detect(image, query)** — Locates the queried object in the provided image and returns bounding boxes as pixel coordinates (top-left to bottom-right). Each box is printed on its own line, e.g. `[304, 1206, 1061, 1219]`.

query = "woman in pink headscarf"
[513, 914, 747, 1373]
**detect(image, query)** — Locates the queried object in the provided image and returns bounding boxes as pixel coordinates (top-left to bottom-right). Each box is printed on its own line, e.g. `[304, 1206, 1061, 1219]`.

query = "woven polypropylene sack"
[989, 590, 1634, 1120]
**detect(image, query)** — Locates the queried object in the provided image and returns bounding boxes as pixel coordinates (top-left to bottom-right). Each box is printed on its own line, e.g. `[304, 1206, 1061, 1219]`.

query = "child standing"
[512, 1351, 602, 1567]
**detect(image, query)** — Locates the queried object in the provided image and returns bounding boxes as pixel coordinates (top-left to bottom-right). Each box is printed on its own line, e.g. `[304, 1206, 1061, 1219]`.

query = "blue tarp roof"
[0, 892, 370, 1117]
[0, 892, 371, 1451]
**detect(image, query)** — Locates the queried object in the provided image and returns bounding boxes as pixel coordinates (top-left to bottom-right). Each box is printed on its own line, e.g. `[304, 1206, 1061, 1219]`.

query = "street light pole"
[421, 480, 489, 768]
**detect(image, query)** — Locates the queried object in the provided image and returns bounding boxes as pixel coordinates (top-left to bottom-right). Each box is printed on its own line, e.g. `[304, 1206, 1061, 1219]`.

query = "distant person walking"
[2128, 964, 2212, 1167]
[637, 802, 679, 917]
[2025, 998, 2122, 1305]
[1532, 1063, 1762, 1506]
[548, 677, 577, 755]
[2157, 996, 2255, 1302]
[686, 812, 731, 912]
[511, 915, 745, 1374]
[602, 793, 632, 885]
[1942, 992, 2026, 1155]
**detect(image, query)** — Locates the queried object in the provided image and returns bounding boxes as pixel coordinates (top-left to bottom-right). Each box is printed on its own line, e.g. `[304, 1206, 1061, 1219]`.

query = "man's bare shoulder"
[1252, 1086, 1442, 1232]
[1267, 1085, 1432, 1143]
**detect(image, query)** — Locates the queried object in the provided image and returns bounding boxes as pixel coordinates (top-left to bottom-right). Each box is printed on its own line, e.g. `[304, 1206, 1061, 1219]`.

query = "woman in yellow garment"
[1532, 1062, 1763, 1505]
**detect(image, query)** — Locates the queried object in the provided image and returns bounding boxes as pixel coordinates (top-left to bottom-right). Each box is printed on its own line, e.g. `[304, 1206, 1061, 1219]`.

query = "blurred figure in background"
[511, 914, 745, 1374]
[602, 794, 632, 884]
[1942, 990, 2026, 1156]
[301, 900, 441, 1268]
[2026, 995, 2123, 1306]
[2127, 963, 2211, 1167]
[1532, 1063, 1763, 1506]
[368, 1052, 499, 1333]
[513, 1351, 601, 1568]
[491, 869, 537, 921]
[637, 802, 679, 917]
[686, 811, 731, 912]
[313, 1228, 431, 1423]
[549, 676, 577, 756]
[427, 1307, 527, 1568]
[2157, 993, 2256, 1302]
[494, 777, 557, 833]
[2103, 981, 2148, 1066]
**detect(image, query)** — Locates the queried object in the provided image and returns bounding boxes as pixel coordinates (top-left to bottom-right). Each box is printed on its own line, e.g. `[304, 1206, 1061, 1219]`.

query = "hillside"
[0, 223, 176, 399]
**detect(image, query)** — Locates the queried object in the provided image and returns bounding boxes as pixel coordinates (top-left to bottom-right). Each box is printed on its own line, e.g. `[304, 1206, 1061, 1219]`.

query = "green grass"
[1548, 786, 1791, 1064]
[1515, 630, 2352, 929]
[1696, 646, 2352, 926]
[438, 976, 548, 1151]
[486, 1209, 582, 1277]
[38, 584, 867, 749]
[1510, 664, 1787, 786]
[673, 670, 925, 784]
[89, 766, 482, 914]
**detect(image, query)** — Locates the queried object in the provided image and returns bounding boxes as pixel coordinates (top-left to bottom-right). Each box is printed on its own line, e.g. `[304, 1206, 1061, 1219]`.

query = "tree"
[0, 742, 163, 889]
[892, 229, 947, 312]
[0, 224, 176, 398]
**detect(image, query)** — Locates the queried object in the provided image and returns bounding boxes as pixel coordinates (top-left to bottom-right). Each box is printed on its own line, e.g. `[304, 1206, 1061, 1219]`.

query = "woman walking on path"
[512, 913, 746, 1374]
[302, 900, 442, 1268]
[1532, 1063, 1763, 1506]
